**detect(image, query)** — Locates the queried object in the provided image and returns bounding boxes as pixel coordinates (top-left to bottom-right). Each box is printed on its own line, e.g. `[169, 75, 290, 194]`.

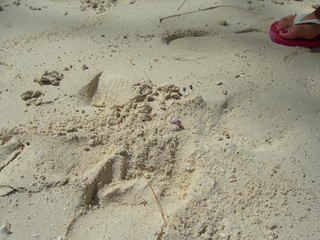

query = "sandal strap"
[294, 13, 320, 25]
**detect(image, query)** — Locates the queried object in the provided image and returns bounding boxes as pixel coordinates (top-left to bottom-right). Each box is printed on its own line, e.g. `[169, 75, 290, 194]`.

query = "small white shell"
[170, 118, 181, 125]
[0, 224, 11, 234]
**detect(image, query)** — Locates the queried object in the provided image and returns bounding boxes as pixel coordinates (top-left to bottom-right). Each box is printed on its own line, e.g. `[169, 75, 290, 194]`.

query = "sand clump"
[20, 90, 42, 101]
[80, 0, 118, 13]
[34, 71, 64, 86]
[21, 90, 43, 106]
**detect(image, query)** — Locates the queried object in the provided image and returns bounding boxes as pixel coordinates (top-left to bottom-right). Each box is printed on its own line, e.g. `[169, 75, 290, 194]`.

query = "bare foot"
[279, 12, 320, 40]
[278, 15, 295, 30]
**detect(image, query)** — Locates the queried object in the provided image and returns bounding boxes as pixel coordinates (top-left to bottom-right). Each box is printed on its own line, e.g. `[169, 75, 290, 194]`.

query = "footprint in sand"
[160, 6, 266, 53]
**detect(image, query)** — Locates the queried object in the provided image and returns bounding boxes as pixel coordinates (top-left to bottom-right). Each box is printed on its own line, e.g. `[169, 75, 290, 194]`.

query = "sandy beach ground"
[1, 0, 320, 239]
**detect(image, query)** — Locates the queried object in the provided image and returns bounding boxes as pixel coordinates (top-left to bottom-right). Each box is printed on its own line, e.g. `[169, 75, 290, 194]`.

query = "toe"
[279, 27, 300, 39]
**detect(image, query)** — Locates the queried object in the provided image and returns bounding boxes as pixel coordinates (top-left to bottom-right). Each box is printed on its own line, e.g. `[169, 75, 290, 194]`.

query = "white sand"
[1, 0, 320, 239]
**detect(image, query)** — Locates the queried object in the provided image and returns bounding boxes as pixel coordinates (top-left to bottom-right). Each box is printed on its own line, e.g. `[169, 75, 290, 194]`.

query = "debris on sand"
[29, 6, 42, 11]
[80, 0, 117, 14]
[12, 0, 20, 6]
[218, 19, 229, 26]
[82, 64, 89, 71]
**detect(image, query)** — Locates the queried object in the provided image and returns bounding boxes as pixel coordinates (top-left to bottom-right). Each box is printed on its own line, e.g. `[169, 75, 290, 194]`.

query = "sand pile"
[0, 81, 209, 239]
[2, 79, 319, 239]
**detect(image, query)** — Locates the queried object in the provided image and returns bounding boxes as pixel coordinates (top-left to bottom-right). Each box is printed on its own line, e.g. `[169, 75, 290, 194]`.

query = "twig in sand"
[160, 5, 250, 23]
[0, 184, 27, 197]
[64, 210, 85, 238]
[177, 0, 187, 11]
[0, 147, 24, 172]
[235, 28, 262, 34]
[0, 185, 18, 196]
[143, 71, 152, 83]
[147, 182, 167, 226]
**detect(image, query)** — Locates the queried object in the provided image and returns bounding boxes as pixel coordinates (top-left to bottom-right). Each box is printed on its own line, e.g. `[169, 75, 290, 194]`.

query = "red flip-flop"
[269, 21, 320, 48]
